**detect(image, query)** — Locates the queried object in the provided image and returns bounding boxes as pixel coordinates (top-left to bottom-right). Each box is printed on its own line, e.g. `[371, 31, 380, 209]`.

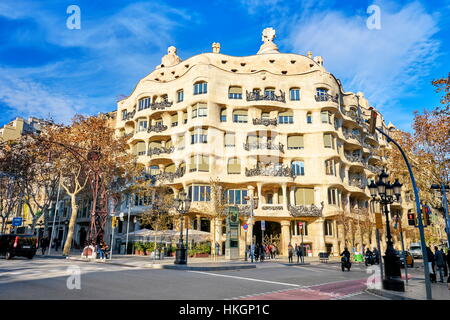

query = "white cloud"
[282, 1, 440, 130]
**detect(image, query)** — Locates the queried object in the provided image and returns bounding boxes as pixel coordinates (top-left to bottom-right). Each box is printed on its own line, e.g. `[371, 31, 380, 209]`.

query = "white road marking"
[291, 266, 324, 273]
[188, 271, 302, 287]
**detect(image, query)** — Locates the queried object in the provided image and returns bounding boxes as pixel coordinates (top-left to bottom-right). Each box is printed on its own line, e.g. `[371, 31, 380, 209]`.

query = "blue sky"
[0, 0, 449, 131]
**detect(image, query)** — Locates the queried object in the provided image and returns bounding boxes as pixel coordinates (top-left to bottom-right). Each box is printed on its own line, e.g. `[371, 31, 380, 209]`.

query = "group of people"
[364, 247, 381, 264]
[96, 241, 109, 260]
[39, 236, 61, 255]
[287, 243, 305, 263]
[426, 246, 450, 284]
[249, 243, 278, 262]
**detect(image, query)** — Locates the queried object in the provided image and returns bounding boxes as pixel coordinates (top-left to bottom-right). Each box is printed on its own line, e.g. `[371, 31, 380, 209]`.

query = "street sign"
[261, 220, 266, 231]
[12, 217, 22, 227]
[242, 223, 248, 231]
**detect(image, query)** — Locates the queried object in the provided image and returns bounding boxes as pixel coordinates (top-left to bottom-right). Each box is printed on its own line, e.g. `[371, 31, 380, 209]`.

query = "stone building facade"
[114, 29, 415, 257]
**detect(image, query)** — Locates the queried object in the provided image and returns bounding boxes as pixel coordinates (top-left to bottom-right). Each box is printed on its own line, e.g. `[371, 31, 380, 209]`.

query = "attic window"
[281, 71, 287, 74]
[154, 78, 160, 81]
[240, 63, 246, 66]
[185, 64, 189, 68]
[251, 70, 256, 72]
[175, 75, 179, 78]
[171, 71, 175, 74]
[309, 64, 314, 68]
[269, 60, 275, 63]
[160, 72, 164, 76]
[231, 69, 237, 72]
[221, 60, 227, 64]
[290, 60, 296, 64]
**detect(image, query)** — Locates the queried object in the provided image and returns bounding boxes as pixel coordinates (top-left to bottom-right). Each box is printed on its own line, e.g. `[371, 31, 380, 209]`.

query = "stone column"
[196, 214, 201, 231]
[256, 182, 263, 205]
[281, 220, 291, 257]
[281, 184, 288, 210]
[289, 187, 296, 206]
[273, 187, 279, 204]
[332, 219, 339, 256]
[315, 218, 327, 255]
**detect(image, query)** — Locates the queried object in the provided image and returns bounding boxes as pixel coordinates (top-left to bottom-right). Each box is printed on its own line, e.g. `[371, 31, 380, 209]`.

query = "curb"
[160, 264, 257, 271]
[365, 288, 416, 300]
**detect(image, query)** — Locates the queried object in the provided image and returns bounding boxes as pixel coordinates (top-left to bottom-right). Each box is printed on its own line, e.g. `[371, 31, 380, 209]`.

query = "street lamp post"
[244, 195, 258, 263]
[173, 191, 191, 265]
[369, 171, 405, 292]
[431, 184, 450, 248]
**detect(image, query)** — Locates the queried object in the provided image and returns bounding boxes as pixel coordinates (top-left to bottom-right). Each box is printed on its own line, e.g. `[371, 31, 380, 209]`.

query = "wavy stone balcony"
[315, 93, 339, 103]
[288, 202, 324, 217]
[147, 123, 168, 133]
[343, 131, 362, 143]
[245, 164, 295, 178]
[147, 146, 175, 157]
[365, 163, 382, 174]
[154, 166, 185, 183]
[246, 90, 286, 103]
[348, 175, 367, 190]
[344, 152, 364, 164]
[123, 110, 136, 121]
[341, 109, 364, 124]
[243, 142, 284, 153]
[252, 118, 278, 126]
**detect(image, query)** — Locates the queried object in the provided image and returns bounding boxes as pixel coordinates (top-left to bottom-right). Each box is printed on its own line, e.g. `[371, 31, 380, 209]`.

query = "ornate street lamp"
[369, 170, 405, 292]
[173, 191, 191, 264]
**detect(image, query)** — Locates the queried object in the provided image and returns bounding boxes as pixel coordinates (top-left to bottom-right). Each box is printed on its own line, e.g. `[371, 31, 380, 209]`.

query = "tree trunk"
[63, 194, 78, 256]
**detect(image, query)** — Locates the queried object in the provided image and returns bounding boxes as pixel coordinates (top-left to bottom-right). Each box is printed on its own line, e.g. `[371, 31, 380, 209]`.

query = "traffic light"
[422, 205, 431, 226]
[407, 212, 416, 226]
[369, 109, 378, 134]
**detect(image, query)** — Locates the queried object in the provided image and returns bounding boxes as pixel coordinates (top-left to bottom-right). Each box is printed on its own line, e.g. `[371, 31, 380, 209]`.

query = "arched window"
[228, 86, 242, 99]
[192, 103, 207, 118]
[138, 97, 152, 110]
[291, 161, 305, 176]
[194, 81, 207, 95]
[134, 141, 146, 156]
[227, 158, 241, 174]
[316, 88, 328, 101]
[171, 113, 178, 127]
[290, 88, 300, 101]
[224, 132, 235, 147]
[148, 165, 159, 175]
[321, 110, 332, 124]
[264, 87, 275, 99]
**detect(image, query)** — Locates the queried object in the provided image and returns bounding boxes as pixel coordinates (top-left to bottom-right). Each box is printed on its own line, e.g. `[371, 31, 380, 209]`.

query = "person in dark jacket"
[426, 246, 436, 283]
[435, 246, 446, 283]
[40, 236, 49, 255]
[288, 243, 294, 263]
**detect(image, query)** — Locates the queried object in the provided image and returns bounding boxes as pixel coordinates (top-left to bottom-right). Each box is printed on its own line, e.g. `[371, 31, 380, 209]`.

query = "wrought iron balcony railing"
[252, 118, 278, 126]
[246, 90, 286, 103]
[147, 123, 168, 133]
[343, 131, 362, 143]
[245, 164, 295, 178]
[147, 146, 175, 157]
[349, 175, 367, 189]
[139, 100, 173, 112]
[243, 142, 284, 153]
[344, 152, 364, 163]
[288, 202, 324, 217]
[261, 205, 284, 211]
[315, 93, 339, 103]
[154, 166, 185, 183]
[123, 110, 136, 121]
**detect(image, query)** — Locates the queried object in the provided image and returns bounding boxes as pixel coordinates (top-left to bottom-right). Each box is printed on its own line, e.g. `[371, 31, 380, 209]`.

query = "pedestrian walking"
[39, 236, 48, 255]
[435, 246, 446, 283]
[288, 243, 294, 263]
[54, 238, 60, 252]
[299, 245, 305, 263]
[271, 244, 277, 259]
[426, 246, 436, 283]
[265, 244, 270, 260]
[295, 244, 301, 263]
[254, 244, 259, 261]
[260, 244, 265, 262]
[215, 242, 220, 256]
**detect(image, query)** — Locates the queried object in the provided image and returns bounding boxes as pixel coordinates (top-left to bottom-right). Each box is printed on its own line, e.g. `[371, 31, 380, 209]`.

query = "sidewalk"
[367, 278, 450, 300]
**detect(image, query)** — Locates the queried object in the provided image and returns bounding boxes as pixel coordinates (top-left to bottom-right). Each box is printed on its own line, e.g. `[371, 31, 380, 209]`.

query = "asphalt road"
[0, 256, 388, 300]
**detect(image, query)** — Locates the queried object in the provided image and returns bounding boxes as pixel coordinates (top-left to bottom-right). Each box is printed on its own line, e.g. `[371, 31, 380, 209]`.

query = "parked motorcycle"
[341, 256, 351, 271]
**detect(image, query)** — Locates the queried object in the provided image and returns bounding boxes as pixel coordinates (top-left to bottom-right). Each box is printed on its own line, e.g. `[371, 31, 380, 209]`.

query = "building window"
[233, 110, 248, 123]
[225, 189, 248, 205]
[264, 87, 275, 99]
[177, 90, 184, 103]
[182, 111, 187, 124]
[316, 88, 328, 99]
[171, 114, 178, 127]
[306, 112, 312, 124]
[227, 158, 241, 174]
[325, 159, 336, 176]
[287, 135, 304, 150]
[220, 108, 227, 122]
[321, 111, 332, 124]
[176, 135, 185, 150]
[294, 188, 315, 206]
[323, 133, 334, 149]
[224, 133, 235, 147]
[324, 220, 333, 236]
[134, 141, 146, 156]
[122, 110, 128, 120]
[290, 88, 300, 101]
[327, 188, 339, 205]
[228, 86, 242, 99]
[137, 120, 147, 132]
[192, 103, 207, 118]
[138, 97, 152, 110]
[189, 154, 209, 172]
[291, 161, 305, 176]
[188, 185, 211, 202]
[194, 81, 207, 95]
[291, 220, 308, 236]
[191, 128, 207, 144]
[279, 110, 294, 124]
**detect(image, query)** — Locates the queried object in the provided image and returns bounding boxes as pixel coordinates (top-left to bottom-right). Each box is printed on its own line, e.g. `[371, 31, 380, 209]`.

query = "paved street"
[0, 256, 387, 300]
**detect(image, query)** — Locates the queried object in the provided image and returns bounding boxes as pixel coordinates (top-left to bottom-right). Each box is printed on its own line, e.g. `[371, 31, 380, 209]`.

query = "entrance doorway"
[253, 221, 281, 247]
